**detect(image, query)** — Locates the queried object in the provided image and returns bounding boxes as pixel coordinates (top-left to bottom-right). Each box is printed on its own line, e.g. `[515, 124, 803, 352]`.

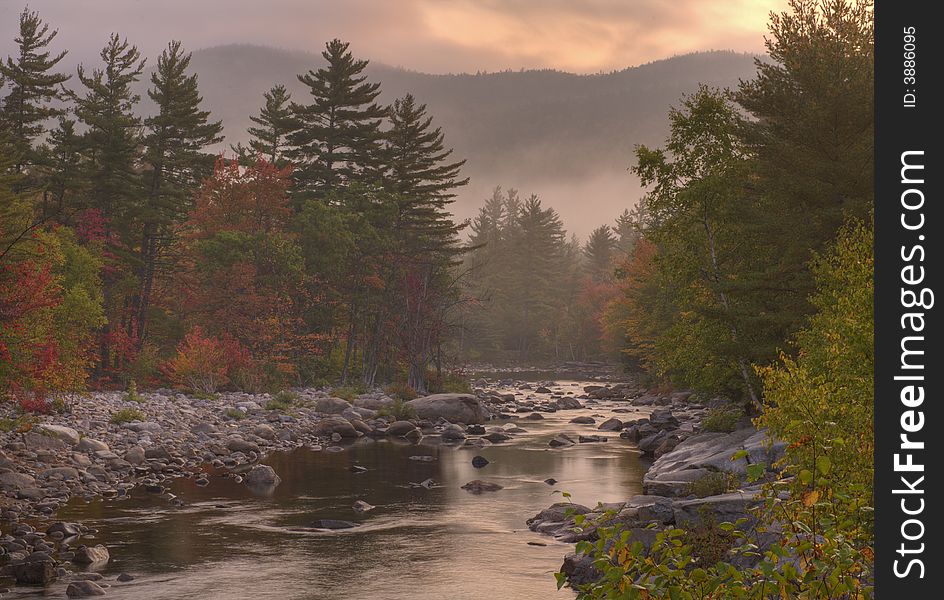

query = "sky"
[1, 0, 788, 73]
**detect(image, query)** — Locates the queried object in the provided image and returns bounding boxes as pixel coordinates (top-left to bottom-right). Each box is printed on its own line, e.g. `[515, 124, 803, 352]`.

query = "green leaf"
[799, 469, 814, 485]
[746, 463, 766, 481]
[816, 455, 832, 475]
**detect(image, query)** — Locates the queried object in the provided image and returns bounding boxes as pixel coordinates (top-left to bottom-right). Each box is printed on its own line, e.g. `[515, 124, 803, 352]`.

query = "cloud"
[0, 0, 786, 73]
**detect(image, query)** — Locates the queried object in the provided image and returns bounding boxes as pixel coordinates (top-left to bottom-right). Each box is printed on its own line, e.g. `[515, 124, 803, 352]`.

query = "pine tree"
[243, 84, 293, 167]
[0, 8, 70, 173]
[287, 39, 385, 200]
[72, 34, 145, 224]
[583, 225, 617, 282]
[132, 41, 223, 343]
[71, 34, 145, 372]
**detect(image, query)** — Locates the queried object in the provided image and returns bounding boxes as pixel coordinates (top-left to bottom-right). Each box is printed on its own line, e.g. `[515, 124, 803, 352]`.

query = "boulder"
[440, 424, 466, 442]
[312, 417, 359, 439]
[673, 490, 761, 528]
[313, 397, 352, 414]
[245, 465, 281, 487]
[252, 424, 277, 441]
[407, 394, 488, 424]
[548, 434, 575, 448]
[35, 423, 81, 446]
[123, 446, 146, 465]
[308, 519, 358, 529]
[649, 409, 680, 430]
[385, 421, 418, 437]
[597, 418, 623, 431]
[23, 431, 67, 452]
[555, 397, 583, 410]
[643, 428, 760, 493]
[13, 559, 56, 585]
[226, 438, 261, 454]
[460, 480, 503, 494]
[353, 396, 395, 410]
[471, 455, 489, 468]
[569, 416, 596, 424]
[75, 438, 109, 453]
[0, 470, 37, 492]
[40, 466, 80, 480]
[72, 544, 110, 565]
[484, 432, 511, 443]
[66, 581, 107, 597]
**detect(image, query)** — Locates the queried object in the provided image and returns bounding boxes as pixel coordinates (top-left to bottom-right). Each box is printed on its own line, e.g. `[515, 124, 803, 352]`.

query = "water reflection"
[35, 382, 649, 600]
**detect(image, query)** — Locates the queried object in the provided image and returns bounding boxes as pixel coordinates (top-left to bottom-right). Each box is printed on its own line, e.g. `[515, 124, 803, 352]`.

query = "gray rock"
[0, 470, 37, 491]
[41, 466, 80, 480]
[75, 438, 110, 453]
[555, 397, 583, 410]
[312, 417, 359, 438]
[308, 519, 358, 529]
[548, 434, 575, 448]
[35, 424, 82, 446]
[570, 416, 596, 424]
[313, 397, 352, 414]
[245, 465, 281, 487]
[123, 446, 146, 465]
[407, 394, 487, 424]
[13, 560, 56, 585]
[252, 424, 277, 440]
[673, 490, 761, 528]
[72, 544, 110, 565]
[23, 431, 67, 451]
[597, 417, 623, 431]
[352, 500, 374, 513]
[385, 421, 418, 437]
[66, 580, 107, 597]
[461, 480, 503, 493]
[483, 432, 511, 443]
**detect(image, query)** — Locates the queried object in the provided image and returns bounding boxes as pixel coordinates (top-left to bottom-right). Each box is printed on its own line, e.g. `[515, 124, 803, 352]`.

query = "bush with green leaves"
[383, 382, 418, 401]
[377, 398, 417, 421]
[265, 390, 299, 411]
[700, 405, 743, 433]
[110, 408, 145, 424]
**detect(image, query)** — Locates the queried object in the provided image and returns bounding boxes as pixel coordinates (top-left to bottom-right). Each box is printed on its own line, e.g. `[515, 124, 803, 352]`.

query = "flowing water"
[18, 380, 649, 599]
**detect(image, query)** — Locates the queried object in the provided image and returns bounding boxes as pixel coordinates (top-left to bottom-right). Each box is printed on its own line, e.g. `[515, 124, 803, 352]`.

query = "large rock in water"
[407, 394, 487, 424]
[643, 427, 783, 497]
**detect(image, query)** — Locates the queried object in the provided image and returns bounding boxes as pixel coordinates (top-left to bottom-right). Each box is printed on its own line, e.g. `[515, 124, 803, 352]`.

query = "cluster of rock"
[0, 387, 504, 593]
[0, 519, 130, 594]
[528, 409, 787, 587]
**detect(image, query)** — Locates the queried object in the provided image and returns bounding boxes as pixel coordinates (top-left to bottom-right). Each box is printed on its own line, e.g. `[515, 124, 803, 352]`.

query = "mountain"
[158, 45, 760, 236]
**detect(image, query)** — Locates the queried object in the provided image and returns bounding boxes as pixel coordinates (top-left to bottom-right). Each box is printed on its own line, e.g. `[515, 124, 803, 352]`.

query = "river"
[16, 379, 649, 599]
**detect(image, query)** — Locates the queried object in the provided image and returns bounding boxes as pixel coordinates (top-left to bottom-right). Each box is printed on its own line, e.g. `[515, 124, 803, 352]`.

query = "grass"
[383, 382, 418, 401]
[126, 379, 145, 403]
[224, 407, 247, 420]
[265, 390, 299, 411]
[330, 385, 364, 402]
[110, 407, 145, 424]
[701, 405, 744, 433]
[687, 471, 740, 498]
[377, 398, 417, 421]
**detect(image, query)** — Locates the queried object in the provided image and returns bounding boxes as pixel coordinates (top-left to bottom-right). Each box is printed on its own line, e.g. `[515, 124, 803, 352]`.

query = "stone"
[407, 393, 488, 424]
[41, 466, 80, 480]
[461, 480, 503, 493]
[524, 412, 545, 420]
[13, 560, 56, 585]
[47, 521, 82, 537]
[312, 397, 352, 414]
[440, 424, 466, 442]
[643, 428, 762, 496]
[471, 455, 490, 468]
[466, 424, 486, 435]
[649, 408, 680, 430]
[144, 445, 173, 460]
[72, 544, 110, 565]
[352, 396, 395, 410]
[570, 416, 596, 424]
[23, 431, 67, 452]
[352, 500, 375, 513]
[117, 573, 135, 582]
[597, 418, 623, 431]
[66, 581, 107, 597]
[245, 465, 281, 487]
[385, 421, 418, 437]
[252, 424, 277, 440]
[308, 519, 358, 529]
[35, 423, 82, 446]
[673, 491, 761, 528]
[192, 423, 219, 435]
[578, 435, 607, 443]
[555, 397, 583, 410]
[560, 552, 600, 586]
[527, 502, 592, 530]
[548, 434, 575, 448]
[312, 417, 359, 439]
[544, 478, 557, 485]
[484, 432, 511, 443]
[624, 495, 675, 524]
[0, 470, 37, 491]
[638, 431, 668, 455]
[75, 438, 110, 453]
[119, 446, 145, 465]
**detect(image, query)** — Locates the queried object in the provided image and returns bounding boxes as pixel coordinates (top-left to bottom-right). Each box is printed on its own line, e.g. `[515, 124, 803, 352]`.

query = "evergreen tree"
[132, 40, 223, 343]
[583, 225, 617, 281]
[0, 8, 70, 173]
[287, 39, 385, 200]
[43, 118, 83, 218]
[71, 34, 145, 372]
[243, 84, 293, 167]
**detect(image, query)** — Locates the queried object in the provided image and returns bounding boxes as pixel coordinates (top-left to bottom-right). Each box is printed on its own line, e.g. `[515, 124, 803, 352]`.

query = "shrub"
[701, 405, 743, 433]
[383, 382, 418, 401]
[427, 370, 472, 394]
[330, 385, 363, 402]
[224, 407, 247, 420]
[686, 471, 739, 498]
[377, 398, 417, 421]
[110, 407, 145, 424]
[126, 379, 144, 403]
[265, 390, 298, 411]
[162, 327, 233, 394]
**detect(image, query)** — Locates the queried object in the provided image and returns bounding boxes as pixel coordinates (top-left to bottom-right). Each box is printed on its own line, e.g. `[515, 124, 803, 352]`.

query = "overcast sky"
[1, 0, 787, 73]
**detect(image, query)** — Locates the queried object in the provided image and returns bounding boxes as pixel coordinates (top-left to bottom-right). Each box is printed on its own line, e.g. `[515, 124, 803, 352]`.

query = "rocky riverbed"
[0, 374, 776, 597]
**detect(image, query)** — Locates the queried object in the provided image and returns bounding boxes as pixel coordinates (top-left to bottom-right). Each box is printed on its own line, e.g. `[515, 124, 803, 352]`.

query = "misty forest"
[0, 1, 874, 599]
